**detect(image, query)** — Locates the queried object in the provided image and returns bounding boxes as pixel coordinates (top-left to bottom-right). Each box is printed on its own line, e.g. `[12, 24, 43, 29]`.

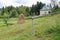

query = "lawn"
[0, 14, 60, 40]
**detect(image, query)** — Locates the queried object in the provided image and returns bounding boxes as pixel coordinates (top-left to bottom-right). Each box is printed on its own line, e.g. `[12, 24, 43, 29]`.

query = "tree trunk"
[38, 10, 40, 15]
[37, 11, 40, 15]
[35, 12, 37, 15]
[4, 19, 8, 26]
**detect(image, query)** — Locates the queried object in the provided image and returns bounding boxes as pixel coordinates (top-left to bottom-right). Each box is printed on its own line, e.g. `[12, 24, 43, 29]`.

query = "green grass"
[0, 14, 60, 40]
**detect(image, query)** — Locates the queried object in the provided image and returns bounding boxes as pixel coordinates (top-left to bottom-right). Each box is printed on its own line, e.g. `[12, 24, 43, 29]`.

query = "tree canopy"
[30, 1, 45, 16]
[0, 1, 45, 18]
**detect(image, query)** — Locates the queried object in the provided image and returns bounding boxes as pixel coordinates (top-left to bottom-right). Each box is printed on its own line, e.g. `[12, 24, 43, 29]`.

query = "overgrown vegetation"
[0, 14, 60, 40]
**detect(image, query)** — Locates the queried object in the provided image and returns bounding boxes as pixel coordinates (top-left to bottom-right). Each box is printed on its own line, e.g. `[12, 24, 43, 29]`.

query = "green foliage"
[0, 2, 45, 17]
[10, 9, 18, 17]
[2, 13, 10, 26]
[0, 6, 31, 17]
[35, 31, 41, 38]
[51, 5, 60, 15]
[25, 7, 30, 16]
[1, 7, 4, 15]
[30, 1, 45, 15]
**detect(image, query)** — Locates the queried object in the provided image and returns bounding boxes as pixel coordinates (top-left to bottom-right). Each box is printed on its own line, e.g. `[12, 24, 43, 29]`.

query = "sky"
[0, 0, 59, 8]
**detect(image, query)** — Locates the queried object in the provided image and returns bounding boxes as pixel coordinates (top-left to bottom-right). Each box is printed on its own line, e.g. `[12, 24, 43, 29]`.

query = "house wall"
[40, 10, 49, 16]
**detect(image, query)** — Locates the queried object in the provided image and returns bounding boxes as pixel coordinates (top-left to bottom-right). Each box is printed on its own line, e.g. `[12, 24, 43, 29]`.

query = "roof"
[41, 5, 51, 11]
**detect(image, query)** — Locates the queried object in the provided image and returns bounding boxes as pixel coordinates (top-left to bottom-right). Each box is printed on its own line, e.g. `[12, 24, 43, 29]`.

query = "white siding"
[40, 10, 49, 16]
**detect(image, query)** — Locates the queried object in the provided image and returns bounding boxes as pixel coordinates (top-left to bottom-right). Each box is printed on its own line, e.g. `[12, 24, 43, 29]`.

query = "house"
[40, 5, 51, 16]
[40, 9, 50, 16]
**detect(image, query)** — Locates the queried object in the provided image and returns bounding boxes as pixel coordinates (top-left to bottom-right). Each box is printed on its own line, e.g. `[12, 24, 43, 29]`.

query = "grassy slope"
[0, 14, 60, 40]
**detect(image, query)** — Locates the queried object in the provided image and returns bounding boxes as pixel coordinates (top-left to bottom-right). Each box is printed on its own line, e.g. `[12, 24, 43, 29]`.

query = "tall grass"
[0, 14, 60, 40]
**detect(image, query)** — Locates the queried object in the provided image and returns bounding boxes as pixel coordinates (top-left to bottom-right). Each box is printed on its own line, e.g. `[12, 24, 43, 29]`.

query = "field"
[0, 14, 60, 40]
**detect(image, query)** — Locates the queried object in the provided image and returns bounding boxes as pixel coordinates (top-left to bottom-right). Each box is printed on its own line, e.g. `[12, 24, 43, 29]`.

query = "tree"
[1, 7, 4, 15]
[26, 7, 30, 16]
[59, 1, 60, 5]
[30, 2, 45, 15]
[51, 0, 57, 7]
[16, 7, 20, 14]
[2, 13, 10, 26]
[49, 4, 52, 9]
[1, 7, 11, 26]
[30, 5, 36, 16]
[10, 9, 18, 17]
[26, 7, 29, 13]
[36, 2, 45, 15]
